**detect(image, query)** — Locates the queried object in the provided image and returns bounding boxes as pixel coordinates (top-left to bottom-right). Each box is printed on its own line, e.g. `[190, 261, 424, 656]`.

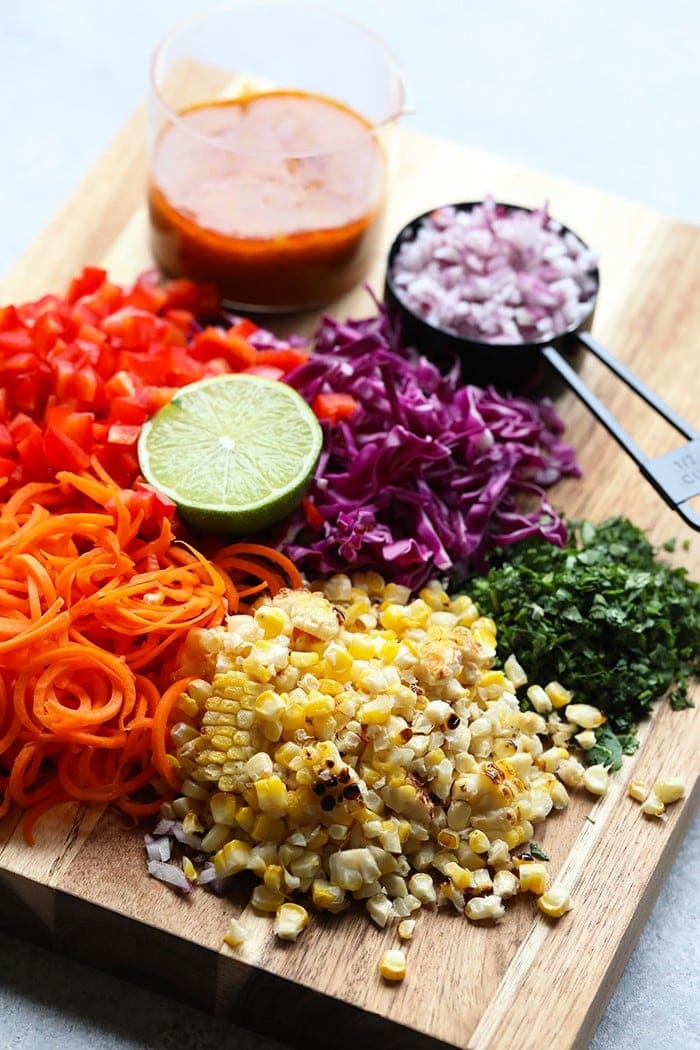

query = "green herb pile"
[468, 517, 699, 767]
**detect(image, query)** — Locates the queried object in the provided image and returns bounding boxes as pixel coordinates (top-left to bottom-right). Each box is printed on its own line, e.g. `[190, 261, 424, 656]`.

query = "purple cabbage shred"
[277, 310, 580, 591]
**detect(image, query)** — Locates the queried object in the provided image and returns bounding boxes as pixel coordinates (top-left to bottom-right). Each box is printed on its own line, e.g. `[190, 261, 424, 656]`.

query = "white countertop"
[0, 2, 698, 1047]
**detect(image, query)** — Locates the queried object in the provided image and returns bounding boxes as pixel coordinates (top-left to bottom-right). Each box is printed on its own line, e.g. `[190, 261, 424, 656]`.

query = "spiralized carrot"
[0, 467, 301, 842]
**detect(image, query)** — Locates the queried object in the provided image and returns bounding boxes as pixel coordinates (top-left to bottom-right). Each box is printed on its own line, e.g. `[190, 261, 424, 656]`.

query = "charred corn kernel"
[465, 895, 505, 922]
[324, 646, 353, 673]
[526, 685, 552, 715]
[398, 918, 416, 940]
[408, 872, 437, 904]
[378, 948, 406, 981]
[537, 886, 572, 918]
[472, 625, 496, 649]
[536, 746, 569, 773]
[366, 894, 394, 927]
[557, 757, 585, 789]
[251, 884, 285, 912]
[214, 839, 252, 878]
[254, 776, 288, 817]
[504, 654, 528, 689]
[170, 721, 200, 747]
[182, 810, 204, 835]
[254, 690, 285, 720]
[312, 879, 346, 912]
[444, 862, 473, 891]
[274, 902, 309, 941]
[181, 777, 210, 801]
[254, 605, 291, 638]
[251, 813, 286, 843]
[274, 741, 300, 769]
[200, 822, 231, 854]
[519, 861, 548, 895]
[492, 869, 519, 899]
[235, 805, 254, 833]
[182, 855, 197, 882]
[177, 692, 200, 719]
[437, 828, 460, 850]
[653, 777, 685, 805]
[244, 752, 273, 779]
[641, 793, 666, 817]
[582, 764, 609, 796]
[469, 868, 494, 894]
[468, 829, 490, 854]
[223, 916, 248, 949]
[564, 703, 605, 729]
[545, 681, 572, 709]
[575, 729, 597, 750]
[627, 779, 648, 802]
[263, 864, 285, 894]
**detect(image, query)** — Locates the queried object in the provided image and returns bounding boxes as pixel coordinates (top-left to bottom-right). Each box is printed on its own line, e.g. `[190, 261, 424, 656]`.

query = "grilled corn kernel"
[408, 873, 437, 904]
[536, 746, 569, 773]
[557, 757, 585, 789]
[200, 822, 231, 854]
[526, 685, 552, 715]
[437, 828, 460, 850]
[537, 886, 572, 918]
[274, 902, 309, 941]
[181, 855, 197, 882]
[565, 703, 606, 729]
[397, 918, 416, 940]
[492, 869, 519, 899]
[504, 654, 528, 689]
[545, 681, 573, 709]
[213, 839, 252, 878]
[519, 861, 548, 895]
[223, 916, 248, 949]
[468, 829, 490, 854]
[641, 793, 666, 817]
[575, 729, 597, 750]
[378, 948, 406, 981]
[444, 862, 473, 892]
[582, 764, 609, 796]
[366, 894, 394, 927]
[465, 895, 505, 922]
[312, 879, 347, 912]
[251, 884, 286, 912]
[652, 777, 685, 805]
[254, 775, 288, 817]
[627, 779, 648, 802]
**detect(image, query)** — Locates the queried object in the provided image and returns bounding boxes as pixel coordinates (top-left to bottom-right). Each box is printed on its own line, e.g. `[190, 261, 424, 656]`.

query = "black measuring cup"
[384, 202, 700, 530]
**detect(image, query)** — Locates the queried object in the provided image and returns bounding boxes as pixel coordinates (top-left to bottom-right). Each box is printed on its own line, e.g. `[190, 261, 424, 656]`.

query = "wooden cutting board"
[0, 108, 698, 1050]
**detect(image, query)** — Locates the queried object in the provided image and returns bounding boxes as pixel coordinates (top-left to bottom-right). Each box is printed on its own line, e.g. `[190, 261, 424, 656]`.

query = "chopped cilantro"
[529, 842, 550, 861]
[468, 517, 699, 758]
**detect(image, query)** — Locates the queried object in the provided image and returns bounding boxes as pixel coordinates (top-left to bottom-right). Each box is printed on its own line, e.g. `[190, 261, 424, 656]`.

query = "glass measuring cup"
[385, 202, 700, 529]
[148, 1, 406, 312]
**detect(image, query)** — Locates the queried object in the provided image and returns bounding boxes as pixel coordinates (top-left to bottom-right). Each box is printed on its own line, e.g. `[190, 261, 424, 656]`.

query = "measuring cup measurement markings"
[385, 203, 700, 530]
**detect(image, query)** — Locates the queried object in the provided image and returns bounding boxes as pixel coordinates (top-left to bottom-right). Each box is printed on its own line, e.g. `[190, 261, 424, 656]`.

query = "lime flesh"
[137, 374, 323, 535]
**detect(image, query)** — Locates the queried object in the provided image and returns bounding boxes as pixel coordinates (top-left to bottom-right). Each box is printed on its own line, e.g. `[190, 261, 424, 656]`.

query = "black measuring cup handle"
[540, 332, 700, 530]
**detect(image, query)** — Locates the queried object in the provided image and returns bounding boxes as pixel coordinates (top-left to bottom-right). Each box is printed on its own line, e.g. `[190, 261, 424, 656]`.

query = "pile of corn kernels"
[149, 573, 675, 981]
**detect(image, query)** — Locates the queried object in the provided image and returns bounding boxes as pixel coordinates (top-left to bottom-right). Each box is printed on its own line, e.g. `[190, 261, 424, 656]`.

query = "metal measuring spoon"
[385, 202, 700, 530]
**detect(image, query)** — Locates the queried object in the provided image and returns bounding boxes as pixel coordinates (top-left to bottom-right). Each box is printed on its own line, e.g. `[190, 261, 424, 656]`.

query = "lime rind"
[137, 373, 323, 535]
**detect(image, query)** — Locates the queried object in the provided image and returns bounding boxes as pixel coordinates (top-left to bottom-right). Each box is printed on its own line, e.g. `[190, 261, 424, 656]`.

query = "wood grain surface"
[0, 110, 698, 1050]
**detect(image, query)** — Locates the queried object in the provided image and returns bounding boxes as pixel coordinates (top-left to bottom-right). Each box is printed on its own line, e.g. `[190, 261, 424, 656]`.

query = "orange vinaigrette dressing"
[148, 90, 388, 310]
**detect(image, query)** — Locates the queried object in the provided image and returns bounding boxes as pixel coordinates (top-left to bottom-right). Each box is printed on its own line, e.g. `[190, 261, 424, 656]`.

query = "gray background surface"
[0, 2, 698, 1047]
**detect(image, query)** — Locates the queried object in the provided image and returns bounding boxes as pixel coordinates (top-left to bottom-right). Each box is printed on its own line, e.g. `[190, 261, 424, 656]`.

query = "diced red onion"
[391, 198, 597, 345]
[144, 833, 171, 863]
[170, 821, 203, 850]
[147, 859, 193, 893]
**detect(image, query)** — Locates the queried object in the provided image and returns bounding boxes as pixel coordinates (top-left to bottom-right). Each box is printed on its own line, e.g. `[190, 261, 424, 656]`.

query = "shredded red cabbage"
[277, 310, 580, 590]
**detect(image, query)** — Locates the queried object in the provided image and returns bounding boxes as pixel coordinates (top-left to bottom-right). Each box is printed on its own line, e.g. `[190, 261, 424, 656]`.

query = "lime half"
[137, 374, 323, 535]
